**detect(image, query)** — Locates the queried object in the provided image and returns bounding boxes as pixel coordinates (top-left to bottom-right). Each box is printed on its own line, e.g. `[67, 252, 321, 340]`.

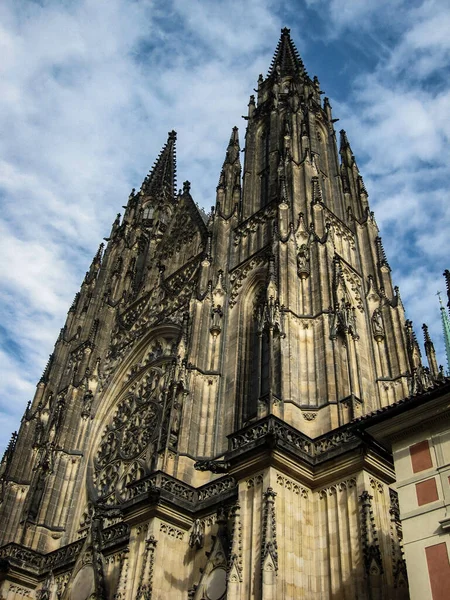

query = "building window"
[410, 440, 433, 473]
[425, 543, 450, 600]
[416, 478, 439, 506]
[142, 205, 155, 221]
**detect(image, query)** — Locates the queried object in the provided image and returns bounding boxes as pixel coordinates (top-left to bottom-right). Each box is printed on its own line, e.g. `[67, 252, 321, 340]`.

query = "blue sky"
[1, 0, 449, 454]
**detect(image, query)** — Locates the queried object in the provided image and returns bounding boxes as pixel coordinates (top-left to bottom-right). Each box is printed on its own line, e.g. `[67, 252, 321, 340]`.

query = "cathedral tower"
[0, 28, 441, 599]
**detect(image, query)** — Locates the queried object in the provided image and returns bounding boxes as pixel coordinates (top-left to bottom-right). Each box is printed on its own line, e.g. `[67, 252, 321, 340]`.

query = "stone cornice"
[226, 415, 394, 487]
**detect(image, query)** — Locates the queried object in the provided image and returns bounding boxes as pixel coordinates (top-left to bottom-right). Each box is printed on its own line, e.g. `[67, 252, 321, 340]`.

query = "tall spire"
[267, 28, 306, 77]
[224, 126, 240, 166]
[339, 129, 356, 168]
[438, 291, 450, 375]
[140, 130, 177, 202]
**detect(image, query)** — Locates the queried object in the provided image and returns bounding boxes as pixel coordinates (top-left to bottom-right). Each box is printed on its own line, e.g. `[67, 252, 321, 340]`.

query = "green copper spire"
[438, 291, 450, 375]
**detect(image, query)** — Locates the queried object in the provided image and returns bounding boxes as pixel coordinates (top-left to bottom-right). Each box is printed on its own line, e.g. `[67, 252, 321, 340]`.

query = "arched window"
[248, 328, 269, 420]
[142, 205, 154, 221]
[243, 289, 283, 423]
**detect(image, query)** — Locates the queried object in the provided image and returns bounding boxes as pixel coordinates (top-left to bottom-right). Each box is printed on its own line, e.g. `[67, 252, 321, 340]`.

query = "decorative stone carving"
[318, 477, 356, 499]
[246, 474, 264, 488]
[359, 491, 383, 576]
[159, 523, 184, 540]
[194, 459, 230, 474]
[92, 365, 171, 502]
[229, 253, 267, 307]
[369, 477, 384, 494]
[81, 389, 94, 419]
[276, 474, 308, 498]
[302, 411, 317, 421]
[189, 519, 204, 550]
[197, 476, 236, 502]
[261, 487, 278, 573]
[210, 306, 223, 337]
[389, 489, 408, 588]
[7, 584, 33, 598]
[233, 203, 277, 246]
[296, 244, 310, 279]
[371, 308, 385, 342]
[136, 537, 157, 600]
[228, 503, 243, 583]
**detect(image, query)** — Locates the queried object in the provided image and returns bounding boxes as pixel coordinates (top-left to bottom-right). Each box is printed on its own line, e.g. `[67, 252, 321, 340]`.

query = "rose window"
[93, 365, 169, 502]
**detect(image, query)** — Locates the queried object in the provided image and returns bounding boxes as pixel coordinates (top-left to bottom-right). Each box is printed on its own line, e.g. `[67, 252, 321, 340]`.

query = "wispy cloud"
[326, 0, 450, 367]
[0, 0, 449, 453]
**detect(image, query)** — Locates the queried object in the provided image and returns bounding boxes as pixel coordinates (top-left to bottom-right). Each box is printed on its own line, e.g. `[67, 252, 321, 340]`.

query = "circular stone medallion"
[205, 567, 227, 600]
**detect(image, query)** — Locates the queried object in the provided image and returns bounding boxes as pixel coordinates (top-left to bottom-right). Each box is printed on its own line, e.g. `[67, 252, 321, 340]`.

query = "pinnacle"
[267, 28, 306, 78]
[218, 126, 241, 188]
[140, 130, 177, 202]
[375, 236, 390, 270]
[225, 126, 240, 161]
[422, 323, 432, 344]
[340, 130, 351, 150]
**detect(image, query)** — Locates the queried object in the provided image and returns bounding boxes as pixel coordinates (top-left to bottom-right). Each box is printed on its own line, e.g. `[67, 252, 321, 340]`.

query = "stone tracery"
[92, 363, 171, 503]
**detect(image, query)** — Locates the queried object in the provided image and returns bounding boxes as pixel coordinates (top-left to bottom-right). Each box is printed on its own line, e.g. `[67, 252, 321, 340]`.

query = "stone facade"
[0, 28, 444, 599]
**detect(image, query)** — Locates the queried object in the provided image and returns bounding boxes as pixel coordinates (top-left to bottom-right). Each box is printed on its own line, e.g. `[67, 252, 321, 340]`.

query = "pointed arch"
[237, 271, 282, 425]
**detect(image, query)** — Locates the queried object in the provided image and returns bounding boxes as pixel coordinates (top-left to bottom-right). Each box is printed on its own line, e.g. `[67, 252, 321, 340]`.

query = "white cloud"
[327, 0, 450, 367]
[0, 0, 284, 453]
[0, 0, 449, 454]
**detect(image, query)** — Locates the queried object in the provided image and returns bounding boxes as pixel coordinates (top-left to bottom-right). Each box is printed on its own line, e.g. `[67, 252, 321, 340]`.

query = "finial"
[375, 236, 390, 270]
[423, 323, 439, 379]
[422, 323, 431, 343]
[268, 28, 306, 78]
[140, 132, 177, 200]
[183, 181, 191, 193]
[340, 129, 349, 145]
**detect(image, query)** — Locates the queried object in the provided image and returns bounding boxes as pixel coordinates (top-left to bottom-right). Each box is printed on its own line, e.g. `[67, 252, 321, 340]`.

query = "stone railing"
[228, 415, 358, 461]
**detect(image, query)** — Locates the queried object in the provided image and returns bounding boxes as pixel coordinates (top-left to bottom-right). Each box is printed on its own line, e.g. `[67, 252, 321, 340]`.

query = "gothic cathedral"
[0, 28, 442, 600]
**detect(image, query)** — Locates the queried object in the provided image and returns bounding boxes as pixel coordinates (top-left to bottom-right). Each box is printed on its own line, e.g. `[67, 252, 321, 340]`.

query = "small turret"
[106, 213, 121, 241]
[339, 130, 355, 168]
[216, 126, 241, 217]
[422, 323, 439, 379]
[375, 236, 390, 271]
[84, 243, 104, 285]
[39, 353, 54, 384]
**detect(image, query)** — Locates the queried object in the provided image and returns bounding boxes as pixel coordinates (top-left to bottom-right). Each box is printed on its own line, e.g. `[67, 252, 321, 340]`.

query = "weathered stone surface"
[0, 27, 432, 599]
